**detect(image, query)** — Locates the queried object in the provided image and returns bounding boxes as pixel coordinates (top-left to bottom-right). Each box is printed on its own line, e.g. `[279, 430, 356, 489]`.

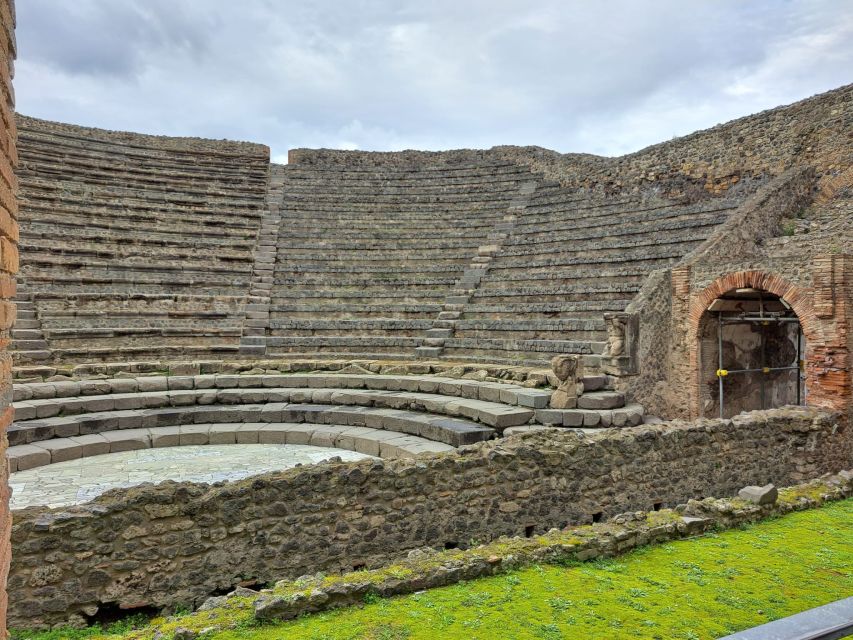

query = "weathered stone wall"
[16, 115, 269, 157]
[0, 0, 14, 632]
[8, 407, 850, 628]
[490, 84, 852, 197]
[621, 170, 819, 417]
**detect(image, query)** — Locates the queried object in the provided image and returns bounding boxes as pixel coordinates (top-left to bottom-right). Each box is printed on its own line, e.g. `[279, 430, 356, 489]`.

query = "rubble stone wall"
[8, 407, 850, 628]
[491, 84, 852, 197]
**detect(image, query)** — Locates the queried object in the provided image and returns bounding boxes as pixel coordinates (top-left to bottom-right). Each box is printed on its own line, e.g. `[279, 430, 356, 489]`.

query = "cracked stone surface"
[9, 444, 374, 509]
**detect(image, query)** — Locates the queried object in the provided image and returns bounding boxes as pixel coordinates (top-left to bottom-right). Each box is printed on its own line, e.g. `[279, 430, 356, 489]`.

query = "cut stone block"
[738, 484, 778, 505]
[8, 444, 52, 471]
[577, 391, 626, 410]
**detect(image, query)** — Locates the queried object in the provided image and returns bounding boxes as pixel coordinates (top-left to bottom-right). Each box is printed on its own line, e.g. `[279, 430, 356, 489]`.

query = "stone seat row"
[508, 209, 732, 245]
[18, 159, 267, 197]
[20, 181, 264, 219]
[273, 249, 475, 263]
[470, 282, 642, 300]
[487, 245, 704, 272]
[20, 205, 265, 236]
[274, 236, 485, 250]
[456, 300, 630, 316]
[268, 319, 433, 336]
[20, 140, 270, 175]
[21, 185, 267, 217]
[20, 240, 254, 263]
[496, 229, 714, 260]
[442, 337, 604, 356]
[517, 190, 753, 224]
[271, 275, 459, 288]
[12, 384, 539, 429]
[22, 225, 258, 251]
[12, 373, 551, 405]
[282, 169, 533, 182]
[17, 131, 270, 170]
[281, 160, 528, 176]
[270, 263, 466, 275]
[9, 403, 496, 451]
[278, 201, 518, 215]
[275, 228, 493, 241]
[25, 260, 254, 278]
[7, 423, 455, 473]
[24, 272, 253, 290]
[24, 208, 262, 237]
[475, 265, 661, 285]
[279, 181, 531, 197]
[20, 345, 240, 365]
[17, 124, 270, 165]
[20, 177, 268, 211]
[269, 303, 443, 318]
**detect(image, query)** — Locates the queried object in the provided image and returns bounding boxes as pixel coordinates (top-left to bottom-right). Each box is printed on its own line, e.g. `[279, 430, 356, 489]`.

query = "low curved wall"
[9, 406, 851, 628]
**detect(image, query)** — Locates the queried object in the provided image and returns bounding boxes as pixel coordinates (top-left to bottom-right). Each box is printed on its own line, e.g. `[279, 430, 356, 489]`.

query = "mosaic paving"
[9, 444, 374, 509]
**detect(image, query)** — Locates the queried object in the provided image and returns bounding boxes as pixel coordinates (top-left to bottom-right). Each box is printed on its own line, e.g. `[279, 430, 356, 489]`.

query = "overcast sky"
[15, 1, 853, 163]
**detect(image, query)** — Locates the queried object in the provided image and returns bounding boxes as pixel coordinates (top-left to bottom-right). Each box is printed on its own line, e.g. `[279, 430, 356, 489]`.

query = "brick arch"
[687, 271, 821, 345]
[685, 270, 822, 417]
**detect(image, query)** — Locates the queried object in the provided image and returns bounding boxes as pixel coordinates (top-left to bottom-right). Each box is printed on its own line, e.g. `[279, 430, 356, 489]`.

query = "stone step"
[11, 340, 49, 350]
[534, 403, 644, 428]
[13, 384, 540, 430]
[11, 319, 40, 330]
[9, 403, 496, 449]
[12, 351, 52, 363]
[415, 346, 444, 358]
[577, 391, 625, 410]
[11, 329, 44, 340]
[6, 424, 456, 472]
[13, 373, 550, 406]
[582, 375, 609, 392]
[425, 328, 453, 339]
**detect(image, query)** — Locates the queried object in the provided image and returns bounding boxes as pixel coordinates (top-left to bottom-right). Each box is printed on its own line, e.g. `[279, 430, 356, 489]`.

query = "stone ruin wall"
[0, 0, 14, 632]
[8, 407, 851, 628]
[490, 83, 852, 198]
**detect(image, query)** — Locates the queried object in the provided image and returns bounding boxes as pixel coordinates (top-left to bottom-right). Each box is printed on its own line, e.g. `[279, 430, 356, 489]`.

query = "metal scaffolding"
[715, 312, 804, 419]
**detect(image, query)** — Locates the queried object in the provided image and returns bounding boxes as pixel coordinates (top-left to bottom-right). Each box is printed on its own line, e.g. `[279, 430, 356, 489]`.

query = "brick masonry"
[0, 0, 14, 632]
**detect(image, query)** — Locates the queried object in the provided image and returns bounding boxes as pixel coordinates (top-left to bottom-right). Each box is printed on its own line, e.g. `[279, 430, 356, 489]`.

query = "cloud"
[14, 0, 853, 159]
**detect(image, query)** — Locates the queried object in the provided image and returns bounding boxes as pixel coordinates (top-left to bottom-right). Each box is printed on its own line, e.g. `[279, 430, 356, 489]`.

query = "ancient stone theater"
[0, 4, 850, 625]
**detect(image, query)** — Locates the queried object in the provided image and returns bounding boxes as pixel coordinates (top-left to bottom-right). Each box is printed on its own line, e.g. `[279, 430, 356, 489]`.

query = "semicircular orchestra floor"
[9, 444, 374, 510]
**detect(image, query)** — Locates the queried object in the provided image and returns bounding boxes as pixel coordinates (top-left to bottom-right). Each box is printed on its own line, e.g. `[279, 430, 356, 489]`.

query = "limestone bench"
[7, 423, 455, 472]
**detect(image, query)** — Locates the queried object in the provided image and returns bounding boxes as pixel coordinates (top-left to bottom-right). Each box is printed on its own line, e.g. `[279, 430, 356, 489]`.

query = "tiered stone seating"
[441, 182, 754, 365]
[6, 373, 548, 471]
[15, 116, 270, 363]
[254, 159, 540, 360]
[7, 370, 652, 473]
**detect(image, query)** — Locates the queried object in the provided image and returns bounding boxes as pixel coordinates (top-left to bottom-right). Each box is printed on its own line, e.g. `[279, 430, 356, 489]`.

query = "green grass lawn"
[14, 498, 853, 640]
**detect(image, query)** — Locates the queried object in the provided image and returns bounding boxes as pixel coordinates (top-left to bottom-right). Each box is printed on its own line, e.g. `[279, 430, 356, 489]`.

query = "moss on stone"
[22, 497, 849, 640]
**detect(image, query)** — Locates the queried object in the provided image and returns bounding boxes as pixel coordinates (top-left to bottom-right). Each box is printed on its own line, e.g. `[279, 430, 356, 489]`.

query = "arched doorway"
[697, 287, 805, 418]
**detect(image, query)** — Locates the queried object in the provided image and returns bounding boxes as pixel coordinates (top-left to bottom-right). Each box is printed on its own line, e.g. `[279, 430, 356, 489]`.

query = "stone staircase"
[11, 285, 51, 364]
[239, 164, 287, 357]
[517, 373, 645, 431]
[415, 180, 537, 358]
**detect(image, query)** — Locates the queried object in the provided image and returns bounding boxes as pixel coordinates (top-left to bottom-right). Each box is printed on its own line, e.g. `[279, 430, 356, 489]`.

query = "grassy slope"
[14, 499, 853, 640]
